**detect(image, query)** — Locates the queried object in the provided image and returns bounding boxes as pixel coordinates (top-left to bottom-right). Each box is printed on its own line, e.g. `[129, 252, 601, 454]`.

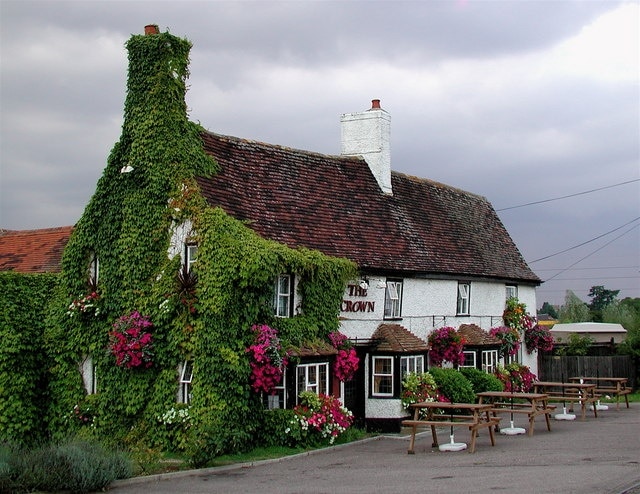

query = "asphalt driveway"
[107, 404, 640, 494]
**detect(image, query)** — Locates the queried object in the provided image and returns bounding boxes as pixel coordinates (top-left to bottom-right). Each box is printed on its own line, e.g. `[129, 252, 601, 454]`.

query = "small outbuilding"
[550, 322, 627, 345]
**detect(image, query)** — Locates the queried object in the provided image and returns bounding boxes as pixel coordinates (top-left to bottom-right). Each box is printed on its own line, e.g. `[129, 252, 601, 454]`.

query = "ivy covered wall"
[0, 272, 58, 446]
[42, 27, 355, 461]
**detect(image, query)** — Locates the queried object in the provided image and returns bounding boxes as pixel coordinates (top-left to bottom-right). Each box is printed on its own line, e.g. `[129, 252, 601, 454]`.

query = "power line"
[542, 224, 640, 283]
[496, 178, 639, 211]
[530, 217, 640, 263]
[535, 266, 638, 272]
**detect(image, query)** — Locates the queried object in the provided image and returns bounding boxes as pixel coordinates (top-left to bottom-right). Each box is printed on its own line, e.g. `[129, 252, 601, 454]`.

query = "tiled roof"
[198, 131, 540, 283]
[458, 323, 500, 346]
[0, 226, 73, 273]
[371, 324, 430, 353]
[288, 340, 338, 357]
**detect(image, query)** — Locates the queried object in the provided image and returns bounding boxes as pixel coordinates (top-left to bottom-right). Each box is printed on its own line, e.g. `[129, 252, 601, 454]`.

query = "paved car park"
[107, 404, 640, 494]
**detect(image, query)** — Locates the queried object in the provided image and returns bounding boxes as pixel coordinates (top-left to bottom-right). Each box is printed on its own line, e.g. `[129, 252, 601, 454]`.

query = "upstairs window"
[273, 274, 293, 318]
[506, 285, 518, 301]
[384, 280, 403, 319]
[457, 282, 470, 316]
[185, 243, 198, 272]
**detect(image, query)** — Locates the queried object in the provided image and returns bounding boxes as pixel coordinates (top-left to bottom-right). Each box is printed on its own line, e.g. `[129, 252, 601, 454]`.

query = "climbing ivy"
[42, 27, 356, 462]
[0, 272, 58, 446]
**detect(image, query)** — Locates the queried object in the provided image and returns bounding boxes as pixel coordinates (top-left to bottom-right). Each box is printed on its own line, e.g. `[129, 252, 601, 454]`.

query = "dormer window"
[273, 274, 293, 318]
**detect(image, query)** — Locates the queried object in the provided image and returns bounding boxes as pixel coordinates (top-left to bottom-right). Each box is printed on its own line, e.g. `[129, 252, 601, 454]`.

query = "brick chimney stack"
[340, 100, 392, 195]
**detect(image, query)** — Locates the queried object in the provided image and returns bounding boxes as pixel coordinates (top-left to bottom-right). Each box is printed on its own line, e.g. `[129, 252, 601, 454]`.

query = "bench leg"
[487, 423, 496, 446]
[528, 416, 535, 437]
[469, 428, 477, 453]
[544, 411, 551, 432]
[430, 425, 439, 448]
[407, 426, 416, 454]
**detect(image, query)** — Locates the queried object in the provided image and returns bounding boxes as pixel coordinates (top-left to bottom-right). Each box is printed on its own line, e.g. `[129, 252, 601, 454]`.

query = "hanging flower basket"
[247, 324, 288, 394]
[524, 324, 554, 354]
[109, 311, 154, 369]
[427, 326, 465, 367]
[329, 331, 359, 382]
[489, 326, 521, 358]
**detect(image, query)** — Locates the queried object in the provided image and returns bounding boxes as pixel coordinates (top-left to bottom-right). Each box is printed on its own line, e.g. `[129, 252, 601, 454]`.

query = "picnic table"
[533, 381, 598, 420]
[569, 377, 631, 410]
[476, 391, 554, 436]
[402, 401, 500, 454]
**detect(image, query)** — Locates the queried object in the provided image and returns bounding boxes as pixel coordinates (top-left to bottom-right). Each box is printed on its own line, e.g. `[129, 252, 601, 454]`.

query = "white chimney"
[340, 99, 392, 195]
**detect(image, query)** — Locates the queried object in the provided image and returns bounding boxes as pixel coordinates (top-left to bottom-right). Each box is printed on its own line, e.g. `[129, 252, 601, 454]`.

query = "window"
[88, 251, 99, 286]
[457, 282, 470, 315]
[80, 356, 97, 394]
[461, 351, 477, 369]
[372, 356, 394, 396]
[263, 369, 287, 409]
[506, 285, 518, 301]
[185, 244, 198, 272]
[400, 355, 424, 377]
[274, 274, 293, 318]
[296, 362, 328, 400]
[482, 350, 499, 374]
[384, 280, 403, 319]
[179, 361, 193, 404]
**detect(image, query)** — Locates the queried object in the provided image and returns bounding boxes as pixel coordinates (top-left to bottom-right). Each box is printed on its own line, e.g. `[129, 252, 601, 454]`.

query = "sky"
[1, 0, 639, 308]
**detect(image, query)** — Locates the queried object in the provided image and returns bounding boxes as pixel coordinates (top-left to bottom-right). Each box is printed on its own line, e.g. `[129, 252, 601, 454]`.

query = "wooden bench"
[533, 382, 598, 420]
[476, 392, 555, 436]
[569, 377, 631, 410]
[403, 402, 500, 453]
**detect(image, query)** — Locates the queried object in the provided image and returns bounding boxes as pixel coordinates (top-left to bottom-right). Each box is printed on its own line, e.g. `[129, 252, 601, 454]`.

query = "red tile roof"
[371, 324, 430, 353]
[0, 226, 73, 273]
[458, 324, 500, 346]
[198, 131, 540, 283]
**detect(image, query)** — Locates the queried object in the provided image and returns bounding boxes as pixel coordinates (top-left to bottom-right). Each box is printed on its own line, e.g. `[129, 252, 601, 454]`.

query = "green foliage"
[0, 273, 58, 446]
[588, 285, 620, 322]
[555, 333, 594, 356]
[0, 439, 132, 493]
[539, 302, 558, 319]
[459, 367, 504, 393]
[428, 368, 475, 403]
[558, 290, 591, 323]
[256, 408, 301, 448]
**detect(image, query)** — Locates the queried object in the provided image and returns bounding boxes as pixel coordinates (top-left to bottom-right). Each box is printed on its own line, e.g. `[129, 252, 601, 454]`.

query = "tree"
[588, 285, 620, 322]
[558, 290, 591, 323]
[538, 302, 558, 319]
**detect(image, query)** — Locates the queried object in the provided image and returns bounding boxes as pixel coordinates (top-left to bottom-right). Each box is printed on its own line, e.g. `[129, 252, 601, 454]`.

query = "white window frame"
[274, 274, 293, 318]
[89, 251, 99, 285]
[296, 362, 328, 401]
[461, 351, 477, 369]
[482, 350, 499, 374]
[506, 285, 518, 301]
[457, 282, 470, 316]
[186, 244, 198, 272]
[400, 355, 424, 377]
[179, 361, 193, 404]
[372, 356, 394, 397]
[384, 280, 403, 319]
[80, 356, 97, 395]
[263, 369, 287, 409]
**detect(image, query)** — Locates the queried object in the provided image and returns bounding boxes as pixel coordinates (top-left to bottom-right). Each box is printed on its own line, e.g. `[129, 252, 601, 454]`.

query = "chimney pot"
[371, 99, 381, 109]
[144, 24, 160, 35]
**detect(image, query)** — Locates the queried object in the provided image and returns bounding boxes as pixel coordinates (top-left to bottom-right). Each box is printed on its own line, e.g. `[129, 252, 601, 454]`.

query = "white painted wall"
[340, 275, 538, 420]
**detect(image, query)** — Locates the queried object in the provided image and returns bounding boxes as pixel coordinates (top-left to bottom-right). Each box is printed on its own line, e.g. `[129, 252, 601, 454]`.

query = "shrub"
[400, 372, 447, 417]
[1, 439, 132, 493]
[428, 368, 475, 404]
[256, 408, 300, 448]
[459, 367, 504, 394]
